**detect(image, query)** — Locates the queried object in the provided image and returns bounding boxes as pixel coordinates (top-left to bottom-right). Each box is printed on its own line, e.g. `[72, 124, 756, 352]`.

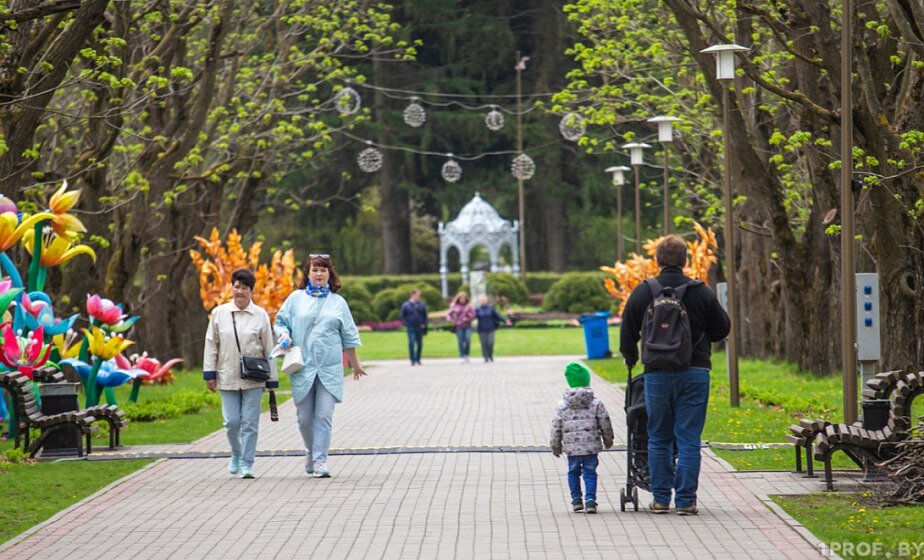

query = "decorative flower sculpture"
[15, 292, 78, 337]
[47, 180, 87, 237]
[0, 325, 51, 379]
[0, 209, 54, 254]
[0, 278, 23, 317]
[52, 330, 82, 360]
[59, 357, 146, 406]
[114, 353, 182, 402]
[73, 326, 134, 406]
[22, 227, 96, 267]
[86, 294, 138, 333]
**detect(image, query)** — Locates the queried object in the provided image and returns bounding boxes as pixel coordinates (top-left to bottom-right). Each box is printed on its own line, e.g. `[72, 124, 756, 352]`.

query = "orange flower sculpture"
[189, 228, 301, 321]
[600, 222, 718, 316]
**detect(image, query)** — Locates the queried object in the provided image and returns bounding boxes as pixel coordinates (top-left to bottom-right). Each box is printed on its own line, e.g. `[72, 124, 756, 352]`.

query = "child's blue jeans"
[567, 454, 599, 502]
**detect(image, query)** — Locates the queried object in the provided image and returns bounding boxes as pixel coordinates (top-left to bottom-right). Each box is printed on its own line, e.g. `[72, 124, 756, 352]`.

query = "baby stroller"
[620, 367, 649, 511]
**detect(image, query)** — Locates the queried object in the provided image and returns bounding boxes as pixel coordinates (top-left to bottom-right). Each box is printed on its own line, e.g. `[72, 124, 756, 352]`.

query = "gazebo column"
[439, 246, 449, 298]
[511, 225, 521, 277]
[489, 246, 499, 273]
[460, 247, 470, 289]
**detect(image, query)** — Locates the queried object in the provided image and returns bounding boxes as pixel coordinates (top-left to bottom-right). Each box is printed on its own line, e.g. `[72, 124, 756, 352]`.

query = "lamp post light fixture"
[700, 43, 749, 407]
[648, 116, 681, 234]
[623, 142, 651, 254]
[606, 165, 631, 262]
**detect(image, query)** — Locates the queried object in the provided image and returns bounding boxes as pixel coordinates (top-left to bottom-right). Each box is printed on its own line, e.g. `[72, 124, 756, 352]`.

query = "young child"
[550, 362, 615, 513]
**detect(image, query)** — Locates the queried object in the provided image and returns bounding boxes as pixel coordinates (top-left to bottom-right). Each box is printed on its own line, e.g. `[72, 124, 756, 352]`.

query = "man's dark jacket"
[619, 266, 730, 373]
[400, 299, 428, 329]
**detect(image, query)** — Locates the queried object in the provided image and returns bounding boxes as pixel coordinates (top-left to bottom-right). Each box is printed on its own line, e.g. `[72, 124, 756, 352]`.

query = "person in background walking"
[274, 254, 367, 479]
[203, 268, 278, 480]
[475, 294, 509, 363]
[447, 291, 476, 363]
[400, 289, 428, 366]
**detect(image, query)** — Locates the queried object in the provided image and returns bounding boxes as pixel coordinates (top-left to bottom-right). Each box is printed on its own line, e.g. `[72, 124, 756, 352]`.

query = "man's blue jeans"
[219, 387, 264, 469]
[644, 368, 710, 508]
[567, 454, 599, 502]
[455, 327, 472, 357]
[406, 327, 424, 364]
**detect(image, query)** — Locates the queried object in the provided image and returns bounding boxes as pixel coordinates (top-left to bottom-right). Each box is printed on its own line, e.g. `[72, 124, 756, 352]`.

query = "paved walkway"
[0, 356, 852, 559]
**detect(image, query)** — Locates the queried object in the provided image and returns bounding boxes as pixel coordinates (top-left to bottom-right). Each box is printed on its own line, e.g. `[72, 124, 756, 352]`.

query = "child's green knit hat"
[564, 362, 591, 388]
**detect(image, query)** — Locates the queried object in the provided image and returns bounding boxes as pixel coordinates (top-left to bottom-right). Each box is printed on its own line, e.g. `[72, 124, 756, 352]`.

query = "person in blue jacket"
[399, 289, 428, 366]
[474, 295, 509, 362]
[274, 254, 367, 479]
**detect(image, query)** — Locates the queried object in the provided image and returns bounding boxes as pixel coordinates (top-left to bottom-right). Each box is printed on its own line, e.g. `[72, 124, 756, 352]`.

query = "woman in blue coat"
[275, 254, 367, 478]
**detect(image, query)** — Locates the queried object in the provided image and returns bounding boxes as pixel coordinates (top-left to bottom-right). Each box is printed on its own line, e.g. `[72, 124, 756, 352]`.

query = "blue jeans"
[567, 454, 599, 502]
[295, 377, 337, 464]
[455, 327, 472, 357]
[406, 327, 424, 364]
[644, 368, 710, 508]
[219, 387, 264, 468]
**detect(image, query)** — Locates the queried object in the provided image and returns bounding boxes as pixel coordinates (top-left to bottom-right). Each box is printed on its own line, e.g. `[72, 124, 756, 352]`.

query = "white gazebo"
[438, 192, 520, 297]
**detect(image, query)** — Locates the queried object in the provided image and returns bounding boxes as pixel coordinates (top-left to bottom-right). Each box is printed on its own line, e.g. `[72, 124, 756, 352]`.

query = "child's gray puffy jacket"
[550, 387, 615, 456]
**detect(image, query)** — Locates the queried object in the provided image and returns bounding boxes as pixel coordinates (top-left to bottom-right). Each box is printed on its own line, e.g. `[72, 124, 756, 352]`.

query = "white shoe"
[313, 461, 331, 478]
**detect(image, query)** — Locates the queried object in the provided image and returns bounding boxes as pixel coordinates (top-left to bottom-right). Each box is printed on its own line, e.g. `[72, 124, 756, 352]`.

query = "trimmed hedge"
[542, 272, 612, 314]
[338, 282, 377, 324]
[371, 283, 445, 322]
[350, 274, 462, 296]
[486, 273, 529, 305]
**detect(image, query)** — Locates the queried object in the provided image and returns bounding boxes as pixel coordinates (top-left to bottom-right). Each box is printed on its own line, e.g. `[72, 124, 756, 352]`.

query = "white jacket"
[203, 301, 278, 391]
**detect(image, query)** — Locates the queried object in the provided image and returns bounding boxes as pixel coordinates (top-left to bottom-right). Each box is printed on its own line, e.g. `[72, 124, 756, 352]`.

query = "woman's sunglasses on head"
[309, 253, 330, 259]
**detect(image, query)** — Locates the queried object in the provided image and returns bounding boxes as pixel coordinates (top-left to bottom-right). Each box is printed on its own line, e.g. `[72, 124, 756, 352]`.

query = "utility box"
[855, 273, 881, 362]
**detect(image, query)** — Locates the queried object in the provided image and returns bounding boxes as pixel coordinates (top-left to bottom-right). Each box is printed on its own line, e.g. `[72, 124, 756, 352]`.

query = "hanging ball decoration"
[485, 107, 505, 131]
[558, 112, 586, 142]
[510, 153, 536, 181]
[333, 87, 361, 116]
[357, 145, 383, 173]
[403, 98, 427, 128]
[441, 155, 462, 183]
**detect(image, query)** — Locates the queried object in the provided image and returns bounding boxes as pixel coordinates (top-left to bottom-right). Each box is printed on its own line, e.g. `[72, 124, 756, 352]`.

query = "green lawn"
[770, 492, 924, 559]
[0, 459, 153, 545]
[586, 353, 861, 471]
[356, 325, 617, 360]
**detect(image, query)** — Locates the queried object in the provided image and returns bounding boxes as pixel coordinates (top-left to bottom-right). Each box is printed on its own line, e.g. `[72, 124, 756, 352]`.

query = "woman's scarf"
[306, 283, 331, 297]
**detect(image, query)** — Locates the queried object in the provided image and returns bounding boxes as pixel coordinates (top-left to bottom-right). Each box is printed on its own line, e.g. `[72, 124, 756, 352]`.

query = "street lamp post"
[606, 165, 631, 262]
[840, 1, 857, 424]
[623, 142, 651, 254]
[700, 43, 749, 407]
[515, 52, 529, 282]
[648, 116, 681, 235]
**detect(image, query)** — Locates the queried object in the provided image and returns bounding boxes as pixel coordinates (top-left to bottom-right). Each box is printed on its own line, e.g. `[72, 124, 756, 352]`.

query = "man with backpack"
[619, 235, 730, 515]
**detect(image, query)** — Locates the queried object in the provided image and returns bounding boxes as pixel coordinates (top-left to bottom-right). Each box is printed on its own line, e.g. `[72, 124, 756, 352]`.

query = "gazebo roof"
[443, 192, 514, 234]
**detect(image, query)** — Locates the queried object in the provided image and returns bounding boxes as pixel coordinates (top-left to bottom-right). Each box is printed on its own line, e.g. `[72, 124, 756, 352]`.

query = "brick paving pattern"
[0, 356, 839, 559]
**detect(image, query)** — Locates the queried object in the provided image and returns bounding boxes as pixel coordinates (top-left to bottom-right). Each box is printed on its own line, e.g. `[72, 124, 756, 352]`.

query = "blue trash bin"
[578, 311, 612, 360]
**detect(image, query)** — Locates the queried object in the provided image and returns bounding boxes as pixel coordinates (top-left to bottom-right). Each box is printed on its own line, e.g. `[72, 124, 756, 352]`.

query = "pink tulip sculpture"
[0, 325, 51, 380]
[114, 353, 183, 403]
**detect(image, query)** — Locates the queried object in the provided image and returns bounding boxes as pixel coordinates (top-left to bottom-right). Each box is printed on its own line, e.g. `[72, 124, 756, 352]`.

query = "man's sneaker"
[313, 461, 331, 478]
[648, 501, 670, 514]
[572, 499, 584, 512]
[305, 451, 313, 474]
[585, 500, 598, 514]
[676, 503, 698, 516]
[240, 466, 255, 479]
[228, 455, 241, 475]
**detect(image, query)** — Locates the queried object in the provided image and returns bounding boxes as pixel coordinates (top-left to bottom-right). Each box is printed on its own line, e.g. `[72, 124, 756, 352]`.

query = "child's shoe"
[571, 499, 584, 512]
[585, 500, 597, 514]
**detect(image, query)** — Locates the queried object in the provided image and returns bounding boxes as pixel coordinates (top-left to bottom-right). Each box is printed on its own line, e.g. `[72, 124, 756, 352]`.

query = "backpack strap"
[674, 278, 703, 300]
[644, 278, 663, 299]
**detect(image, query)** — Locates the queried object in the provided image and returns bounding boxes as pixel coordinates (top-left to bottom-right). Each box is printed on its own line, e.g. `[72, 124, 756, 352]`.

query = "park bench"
[83, 404, 129, 448]
[0, 371, 98, 457]
[792, 369, 922, 490]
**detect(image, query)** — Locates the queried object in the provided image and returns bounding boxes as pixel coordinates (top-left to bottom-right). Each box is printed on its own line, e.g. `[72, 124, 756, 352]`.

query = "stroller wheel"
[632, 487, 639, 511]
[620, 488, 627, 512]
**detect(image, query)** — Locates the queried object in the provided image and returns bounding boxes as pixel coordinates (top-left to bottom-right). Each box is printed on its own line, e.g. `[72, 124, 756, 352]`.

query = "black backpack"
[641, 278, 702, 371]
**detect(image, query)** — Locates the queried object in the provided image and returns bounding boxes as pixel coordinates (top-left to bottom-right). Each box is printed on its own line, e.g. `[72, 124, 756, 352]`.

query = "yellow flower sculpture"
[53, 331, 82, 360]
[47, 180, 87, 237]
[601, 222, 718, 315]
[83, 326, 133, 360]
[0, 211, 55, 253]
[189, 228, 300, 322]
[22, 227, 96, 266]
